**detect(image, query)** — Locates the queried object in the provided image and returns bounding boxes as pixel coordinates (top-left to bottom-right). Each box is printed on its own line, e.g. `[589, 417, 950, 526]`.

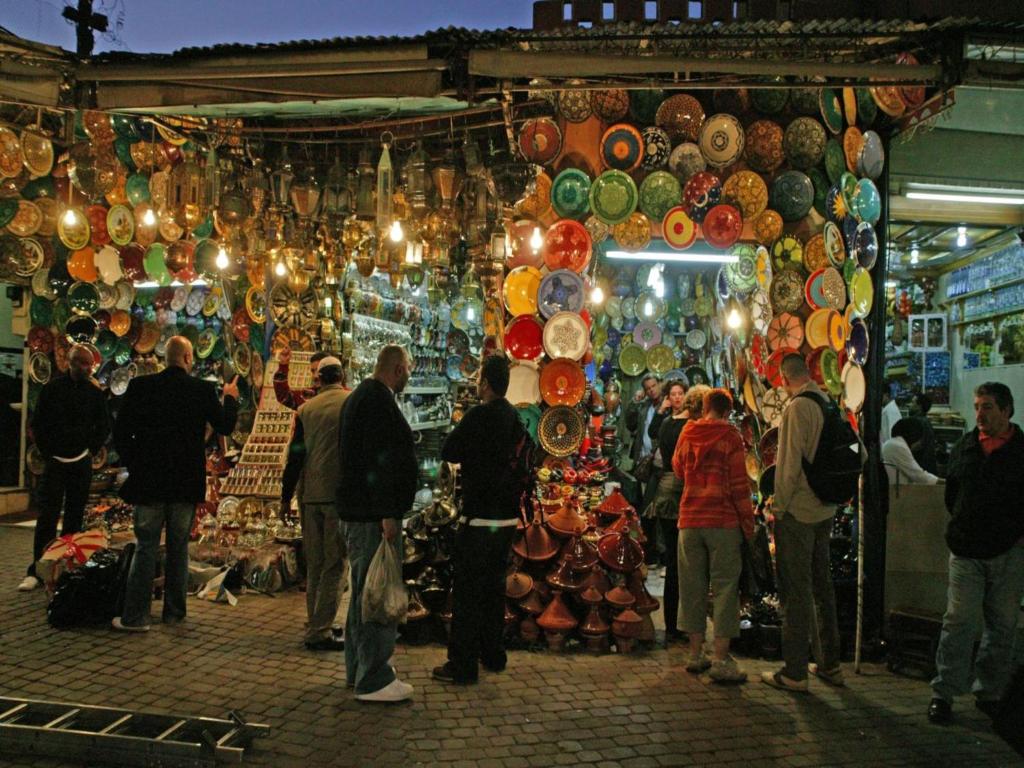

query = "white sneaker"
[355, 678, 413, 703]
[111, 617, 151, 633]
[18, 576, 41, 591]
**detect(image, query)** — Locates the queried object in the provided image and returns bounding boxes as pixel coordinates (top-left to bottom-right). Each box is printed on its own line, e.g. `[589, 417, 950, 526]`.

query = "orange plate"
[539, 358, 587, 407]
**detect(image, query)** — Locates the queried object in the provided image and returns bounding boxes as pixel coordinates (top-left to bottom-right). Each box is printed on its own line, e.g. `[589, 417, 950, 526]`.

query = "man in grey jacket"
[282, 356, 349, 651]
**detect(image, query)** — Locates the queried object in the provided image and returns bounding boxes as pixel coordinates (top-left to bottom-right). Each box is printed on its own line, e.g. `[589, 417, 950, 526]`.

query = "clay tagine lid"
[580, 603, 610, 636]
[611, 608, 643, 638]
[563, 534, 599, 572]
[627, 570, 660, 614]
[518, 587, 545, 615]
[594, 489, 633, 517]
[505, 571, 534, 600]
[512, 516, 561, 561]
[580, 585, 604, 605]
[580, 563, 611, 595]
[546, 501, 588, 537]
[537, 590, 578, 632]
[546, 555, 582, 592]
[605, 583, 636, 609]
[597, 529, 644, 573]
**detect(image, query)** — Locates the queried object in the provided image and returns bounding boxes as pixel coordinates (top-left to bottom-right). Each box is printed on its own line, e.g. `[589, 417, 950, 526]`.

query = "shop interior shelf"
[403, 385, 449, 395]
[946, 274, 1024, 303]
[952, 307, 1024, 327]
[410, 419, 450, 432]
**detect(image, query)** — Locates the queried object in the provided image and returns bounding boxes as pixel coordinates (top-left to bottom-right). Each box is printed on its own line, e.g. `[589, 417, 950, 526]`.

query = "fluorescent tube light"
[905, 192, 1024, 206]
[135, 279, 208, 288]
[605, 250, 739, 264]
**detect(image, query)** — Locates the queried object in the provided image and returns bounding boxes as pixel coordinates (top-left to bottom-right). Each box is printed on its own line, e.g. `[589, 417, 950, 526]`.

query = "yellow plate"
[57, 208, 91, 250]
[804, 308, 832, 349]
[827, 309, 846, 352]
[848, 267, 874, 319]
[503, 266, 543, 316]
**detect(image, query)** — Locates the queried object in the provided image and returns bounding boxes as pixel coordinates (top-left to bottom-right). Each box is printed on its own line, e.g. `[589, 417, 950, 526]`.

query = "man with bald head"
[112, 336, 238, 631]
[19, 344, 109, 591]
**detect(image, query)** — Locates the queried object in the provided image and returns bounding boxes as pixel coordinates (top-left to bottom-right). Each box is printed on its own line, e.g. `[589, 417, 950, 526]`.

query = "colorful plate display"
[638, 171, 681, 223]
[518, 118, 563, 165]
[505, 315, 545, 362]
[543, 218, 592, 273]
[589, 170, 638, 227]
[542, 311, 589, 361]
[503, 266, 543, 317]
[848, 267, 874, 318]
[538, 269, 585, 319]
[539, 358, 586, 407]
[617, 342, 647, 376]
[698, 113, 745, 169]
[646, 343, 676, 375]
[538, 405, 585, 458]
[507, 360, 541, 406]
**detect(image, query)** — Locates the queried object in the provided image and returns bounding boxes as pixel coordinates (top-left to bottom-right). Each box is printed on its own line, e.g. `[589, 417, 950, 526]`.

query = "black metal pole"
[858, 134, 891, 645]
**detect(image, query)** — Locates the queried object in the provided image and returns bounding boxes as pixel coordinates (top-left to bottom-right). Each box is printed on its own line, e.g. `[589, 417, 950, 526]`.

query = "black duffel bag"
[47, 545, 135, 629]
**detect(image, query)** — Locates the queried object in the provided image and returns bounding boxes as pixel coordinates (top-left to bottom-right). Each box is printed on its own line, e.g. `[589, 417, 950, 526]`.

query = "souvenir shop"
[0, 17, 966, 650]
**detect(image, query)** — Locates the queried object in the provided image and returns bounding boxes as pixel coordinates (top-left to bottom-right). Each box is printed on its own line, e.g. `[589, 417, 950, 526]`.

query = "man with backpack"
[432, 355, 535, 685]
[763, 354, 856, 692]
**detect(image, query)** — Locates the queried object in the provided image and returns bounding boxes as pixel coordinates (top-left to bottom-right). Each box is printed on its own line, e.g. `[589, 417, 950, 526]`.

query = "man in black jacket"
[337, 345, 417, 702]
[928, 382, 1024, 724]
[19, 345, 109, 591]
[433, 355, 532, 685]
[111, 336, 238, 631]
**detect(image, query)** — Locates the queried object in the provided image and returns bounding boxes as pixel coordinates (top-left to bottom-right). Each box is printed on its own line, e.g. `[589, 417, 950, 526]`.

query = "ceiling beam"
[888, 195, 1024, 228]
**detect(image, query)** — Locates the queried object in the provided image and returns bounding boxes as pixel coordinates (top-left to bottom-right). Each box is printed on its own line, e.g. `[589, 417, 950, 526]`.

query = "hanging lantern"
[376, 134, 394, 234]
[203, 147, 222, 211]
[243, 161, 270, 218]
[354, 146, 375, 220]
[463, 134, 484, 178]
[321, 154, 352, 219]
[269, 147, 294, 210]
[290, 166, 321, 219]
[169, 151, 203, 230]
[405, 142, 430, 216]
[217, 173, 251, 225]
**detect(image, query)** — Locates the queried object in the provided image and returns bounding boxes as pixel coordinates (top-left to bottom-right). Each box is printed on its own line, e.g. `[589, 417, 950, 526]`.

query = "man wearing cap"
[281, 356, 349, 651]
[19, 344, 109, 591]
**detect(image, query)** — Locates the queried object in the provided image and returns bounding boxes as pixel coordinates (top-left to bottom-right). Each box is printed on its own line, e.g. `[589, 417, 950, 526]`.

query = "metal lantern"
[376, 137, 394, 234]
[169, 153, 203, 229]
[405, 142, 430, 215]
[321, 155, 351, 219]
[243, 162, 270, 218]
[203, 147, 222, 211]
[269, 147, 295, 210]
[354, 146, 375, 220]
[290, 166, 321, 219]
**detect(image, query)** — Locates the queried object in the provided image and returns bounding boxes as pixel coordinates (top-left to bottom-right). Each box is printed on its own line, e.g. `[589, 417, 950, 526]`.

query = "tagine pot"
[627, 570, 661, 615]
[512, 509, 560, 562]
[518, 587, 545, 616]
[546, 554, 582, 593]
[519, 613, 541, 643]
[562, 534, 599, 572]
[604, 583, 636, 611]
[594, 489, 633, 519]
[505, 570, 534, 600]
[536, 589, 578, 651]
[579, 563, 611, 596]
[612, 608, 643, 653]
[597, 529, 644, 573]
[546, 501, 588, 537]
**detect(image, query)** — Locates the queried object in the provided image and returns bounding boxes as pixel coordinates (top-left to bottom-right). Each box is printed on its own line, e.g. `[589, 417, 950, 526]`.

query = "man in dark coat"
[337, 345, 417, 702]
[19, 344, 109, 591]
[433, 355, 532, 685]
[928, 382, 1024, 724]
[112, 336, 238, 631]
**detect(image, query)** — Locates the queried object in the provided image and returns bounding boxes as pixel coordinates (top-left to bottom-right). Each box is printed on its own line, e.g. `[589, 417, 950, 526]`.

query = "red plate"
[504, 315, 545, 362]
[28, 326, 54, 354]
[518, 118, 563, 166]
[539, 358, 587, 407]
[543, 219, 592, 274]
[806, 347, 827, 386]
[120, 243, 146, 282]
[765, 346, 799, 388]
[749, 332, 768, 376]
[86, 205, 110, 246]
[701, 204, 743, 249]
[766, 312, 804, 352]
[662, 206, 697, 250]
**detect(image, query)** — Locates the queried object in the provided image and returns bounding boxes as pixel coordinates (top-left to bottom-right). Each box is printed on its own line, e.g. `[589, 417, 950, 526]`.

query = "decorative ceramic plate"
[744, 119, 785, 173]
[824, 139, 846, 185]
[771, 235, 803, 272]
[503, 266, 544, 317]
[846, 317, 869, 366]
[640, 127, 672, 170]
[540, 358, 586, 407]
[270, 326, 313, 357]
[722, 170, 768, 220]
[851, 222, 878, 269]
[761, 390, 790, 430]
[632, 321, 661, 350]
[600, 123, 644, 172]
[725, 244, 758, 294]
[858, 130, 885, 180]
[668, 142, 706, 181]
[543, 311, 589, 361]
[702, 204, 743, 249]
[518, 118, 563, 165]
[770, 170, 814, 222]
[803, 308, 831, 349]
[755, 246, 773, 290]
[851, 178, 881, 225]
[827, 308, 847, 352]
[611, 212, 652, 252]
[804, 268, 829, 310]
[843, 127, 865, 173]
[551, 169, 592, 220]
[749, 289, 773, 335]
[699, 113, 745, 169]
[656, 94, 705, 142]
[646, 343, 676, 375]
[767, 312, 804, 352]
[820, 348, 842, 396]
[57, 209, 90, 251]
[67, 281, 100, 316]
[783, 116, 827, 170]
[752, 209, 783, 247]
[662, 206, 697, 250]
[770, 268, 805, 314]
[848, 267, 874, 318]
[824, 221, 846, 267]
[505, 315, 545, 362]
[870, 84, 906, 117]
[592, 88, 630, 121]
[686, 328, 707, 350]
[589, 170, 638, 227]
[819, 88, 844, 134]
[538, 405, 585, 457]
[558, 88, 593, 123]
[822, 267, 847, 311]
[538, 269, 585, 319]
[841, 361, 866, 413]
[617, 342, 647, 376]
[507, 360, 541, 406]
[65, 316, 98, 344]
[543, 219, 592, 273]
[638, 171, 681, 223]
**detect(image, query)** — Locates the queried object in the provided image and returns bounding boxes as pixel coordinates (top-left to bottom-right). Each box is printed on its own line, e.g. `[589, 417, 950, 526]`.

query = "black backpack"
[795, 392, 862, 504]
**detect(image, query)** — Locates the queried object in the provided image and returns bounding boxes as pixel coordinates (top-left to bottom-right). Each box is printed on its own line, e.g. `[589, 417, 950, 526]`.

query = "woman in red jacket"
[672, 388, 754, 684]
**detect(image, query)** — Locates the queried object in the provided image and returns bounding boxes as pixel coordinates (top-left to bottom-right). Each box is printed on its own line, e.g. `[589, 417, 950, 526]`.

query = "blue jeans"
[343, 520, 400, 695]
[121, 502, 195, 627]
[932, 547, 1024, 703]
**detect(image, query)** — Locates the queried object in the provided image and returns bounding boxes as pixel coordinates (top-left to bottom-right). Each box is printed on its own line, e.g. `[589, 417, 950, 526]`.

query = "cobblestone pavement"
[0, 526, 1017, 768]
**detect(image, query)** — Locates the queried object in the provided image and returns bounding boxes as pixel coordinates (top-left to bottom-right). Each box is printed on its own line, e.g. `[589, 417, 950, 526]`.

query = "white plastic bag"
[361, 538, 407, 625]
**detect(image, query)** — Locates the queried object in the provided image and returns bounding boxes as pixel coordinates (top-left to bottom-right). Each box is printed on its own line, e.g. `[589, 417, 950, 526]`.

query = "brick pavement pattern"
[0, 526, 1017, 768]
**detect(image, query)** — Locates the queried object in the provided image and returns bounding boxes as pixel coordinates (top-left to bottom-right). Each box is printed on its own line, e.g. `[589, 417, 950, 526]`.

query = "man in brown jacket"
[762, 354, 844, 692]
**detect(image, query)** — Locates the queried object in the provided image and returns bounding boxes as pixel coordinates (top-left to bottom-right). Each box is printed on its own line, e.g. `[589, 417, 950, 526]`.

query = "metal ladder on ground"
[0, 696, 270, 767]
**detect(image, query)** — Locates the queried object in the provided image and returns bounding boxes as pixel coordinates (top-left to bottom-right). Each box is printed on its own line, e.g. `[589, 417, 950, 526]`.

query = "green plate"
[125, 174, 151, 206]
[113, 338, 132, 364]
[144, 243, 171, 285]
[638, 170, 681, 223]
[824, 139, 846, 185]
[96, 329, 117, 359]
[589, 170, 638, 226]
[617, 342, 647, 376]
[840, 172, 859, 219]
[855, 88, 878, 127]
[808, 168, 830, 219]
[0, 199, 18, 229]
[819, 88, 844, 134]
[67, 281, 100, 316]
[821, 348, 842, 397]
[30, 296, 53, 327]
[551, 169, 592, 221]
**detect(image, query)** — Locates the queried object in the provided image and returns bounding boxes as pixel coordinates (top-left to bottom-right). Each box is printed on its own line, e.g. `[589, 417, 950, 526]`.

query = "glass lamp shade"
[355, 146, 375, 220]
[376, 143, 394, 232]
[290, 168, 321, 218]
[243, 163, 270, 217]
[321, 157, 352, 218]
[269, 148, 295, 209]
[169, 158, 203, 229]
[405, 142, 430, 215]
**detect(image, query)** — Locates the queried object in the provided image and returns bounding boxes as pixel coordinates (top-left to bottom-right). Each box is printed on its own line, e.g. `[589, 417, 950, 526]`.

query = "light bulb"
[215, 246, 229, 270]
[655, 279, 665, 299]
[643, 300, 653, 317]
[589, 285, 605, 304]
[62, 208, 78, 226]
[956, 225, 968, 248]
[142, 208, 157, 227]
[727, 308, 742, 330]
[910, 246, 919, 265]
[529, 226, 543, 253]
[274, 260, 287, 277]
[466, 305, 476, 322]
[389, 220, 403, 243]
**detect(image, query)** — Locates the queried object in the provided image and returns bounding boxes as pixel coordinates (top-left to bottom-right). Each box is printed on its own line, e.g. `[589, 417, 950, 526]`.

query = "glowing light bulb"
[910, 246, 919, 265]
[466, 305, 476, 322]
[389, 220, 404, 243]
[215, 246, 229, 270]
[727, 308, 742, 330]
[274, 260, 287, 277]
[589, 285, 605, 304]
[956, 225, 968, 248]
[654, 280, 665, 299]
[643, 301, 653, 317]
[529, 226, 543, 254]
[142, 208, 157, 227]
[62, 208, 78, 226]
